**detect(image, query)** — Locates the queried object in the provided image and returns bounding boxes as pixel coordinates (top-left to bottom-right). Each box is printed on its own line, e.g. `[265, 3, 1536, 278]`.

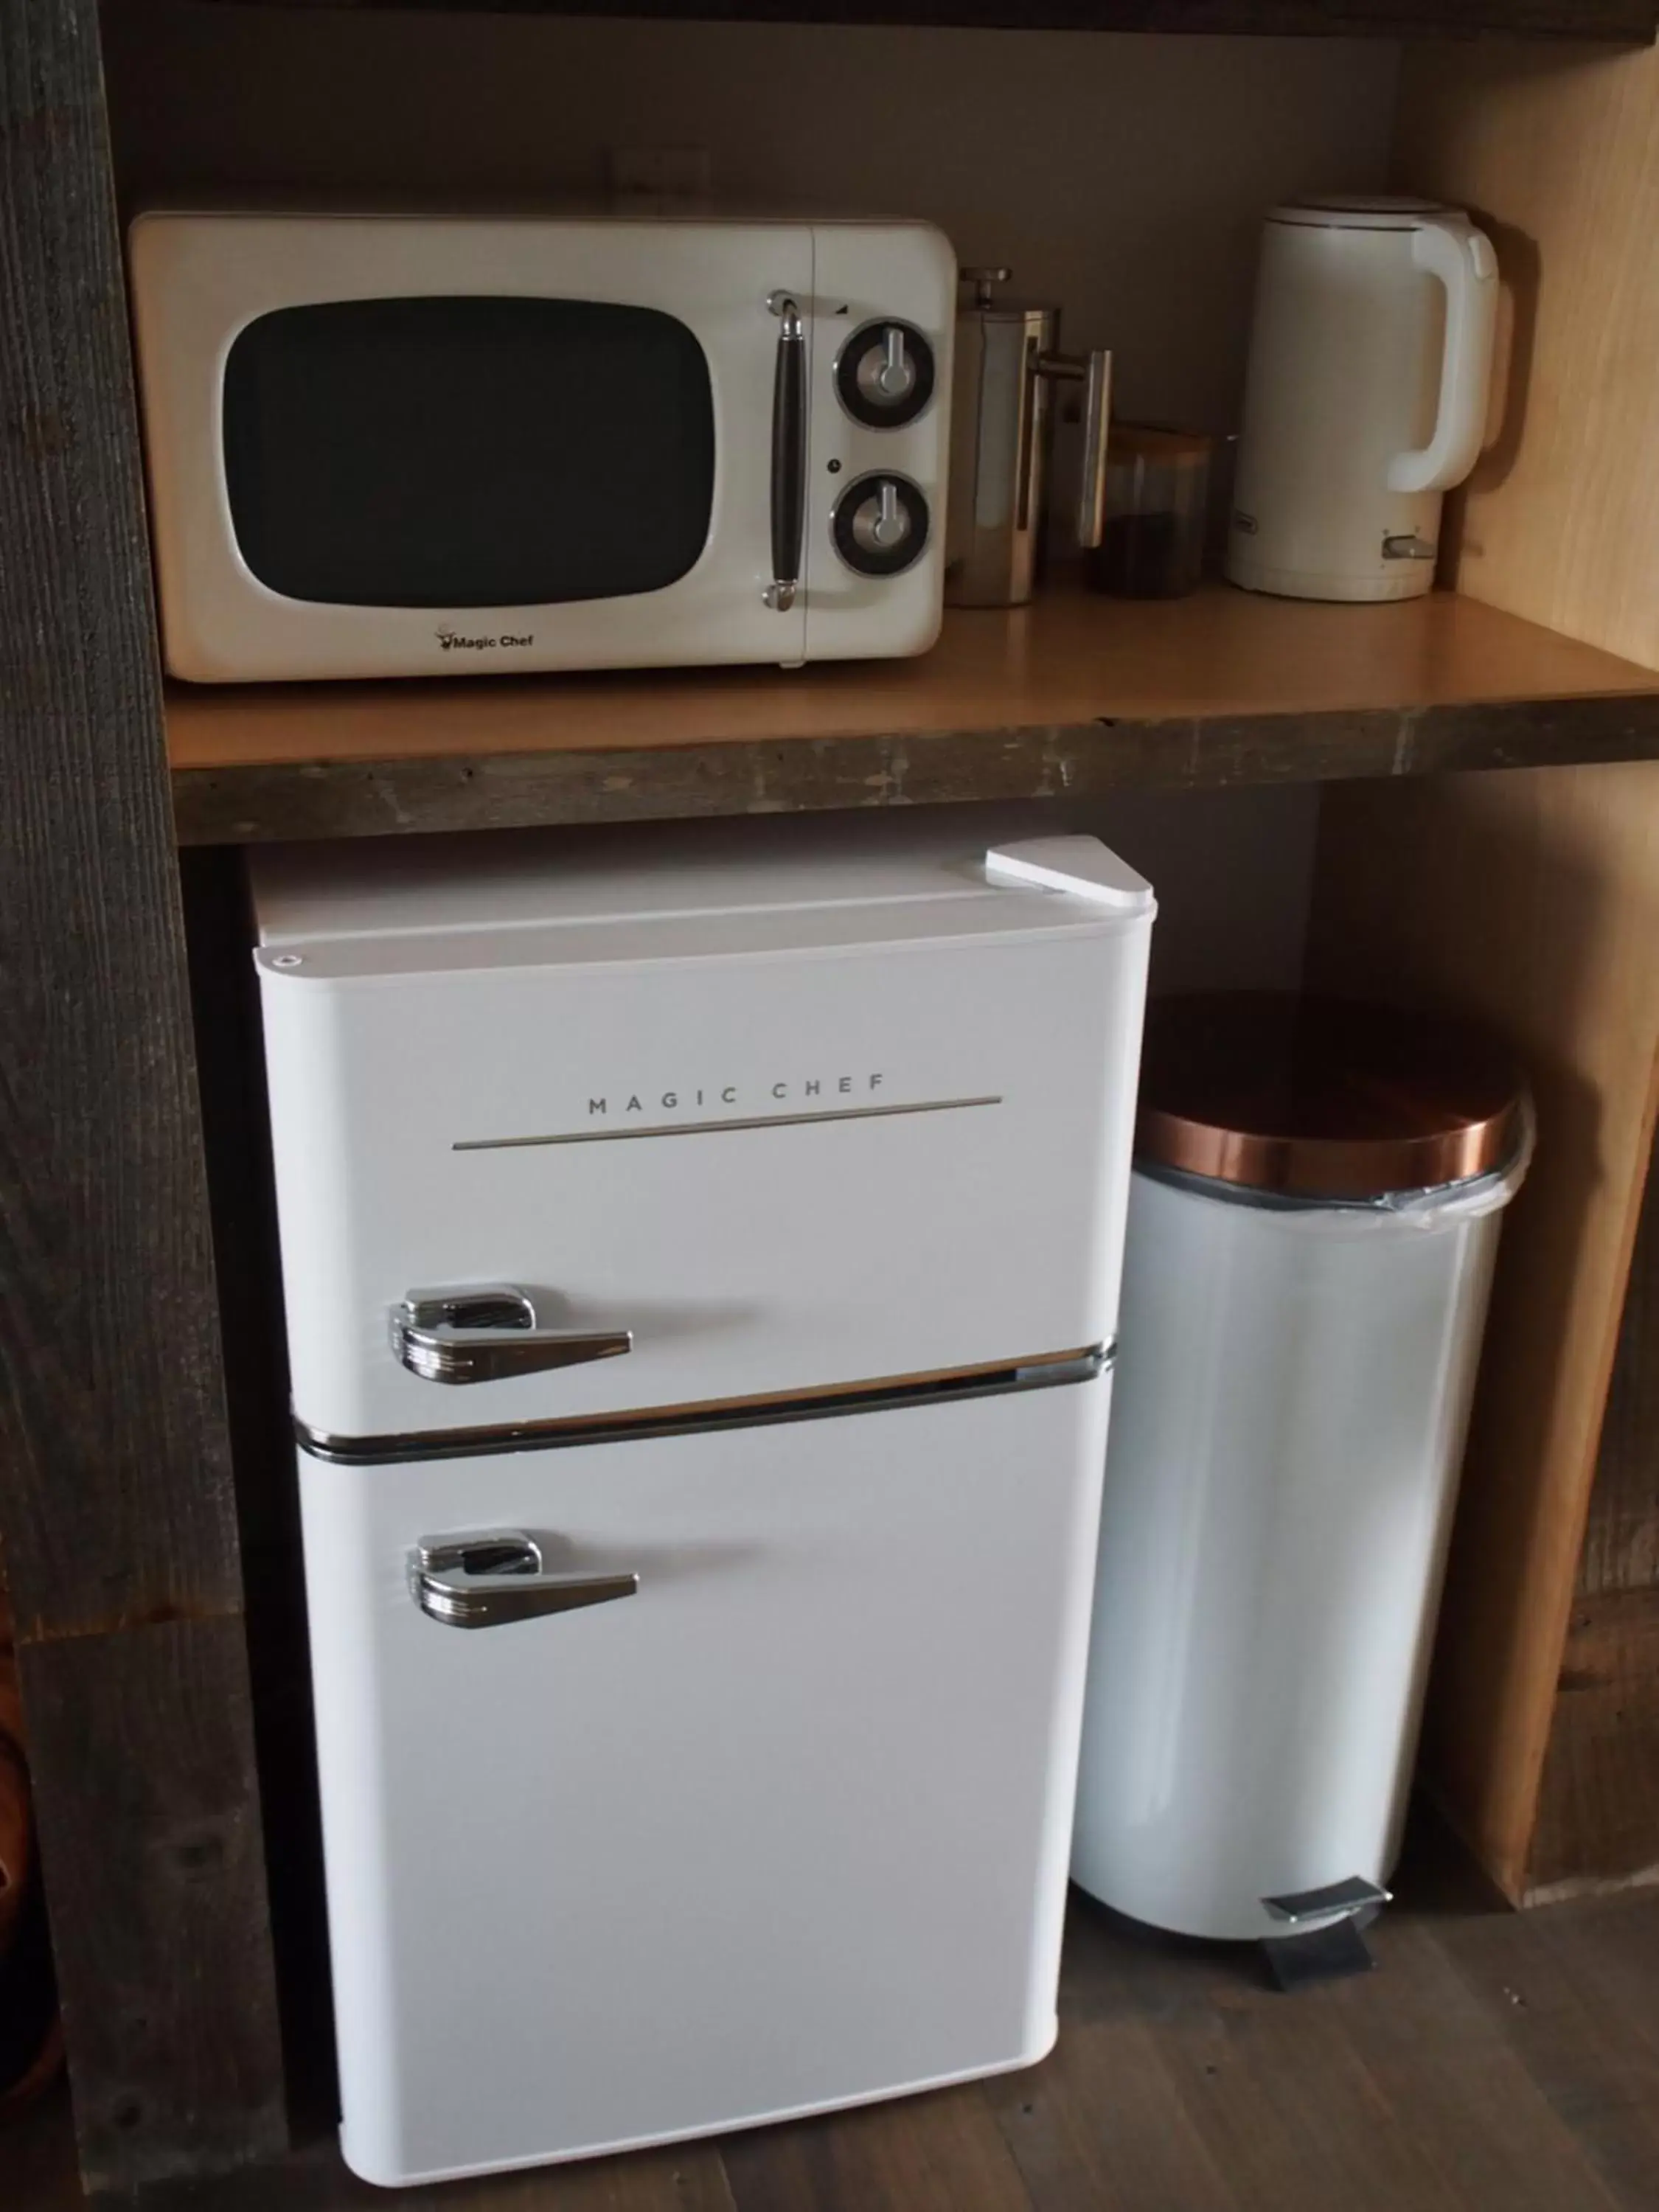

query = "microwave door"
[133, 213, 815, 680]
[219, 297, 720, 614]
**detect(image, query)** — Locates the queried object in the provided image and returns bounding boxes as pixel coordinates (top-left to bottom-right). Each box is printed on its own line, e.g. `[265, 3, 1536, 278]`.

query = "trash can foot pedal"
[1260, 1876, 1389, 1992]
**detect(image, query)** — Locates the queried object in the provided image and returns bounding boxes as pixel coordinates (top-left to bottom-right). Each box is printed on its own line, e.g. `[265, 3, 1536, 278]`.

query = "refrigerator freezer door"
[261, 921, 1147, 1447]
[302, 1376, 1110, 2185]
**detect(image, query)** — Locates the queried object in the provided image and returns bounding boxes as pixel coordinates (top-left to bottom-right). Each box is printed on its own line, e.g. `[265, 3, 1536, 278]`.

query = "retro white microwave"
[126, 210, 957, 684]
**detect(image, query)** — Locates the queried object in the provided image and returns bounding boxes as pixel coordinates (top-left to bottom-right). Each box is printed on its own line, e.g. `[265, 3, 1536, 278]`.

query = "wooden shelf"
[195, 1, 1659, 41]
[168, 585, 1659, 846]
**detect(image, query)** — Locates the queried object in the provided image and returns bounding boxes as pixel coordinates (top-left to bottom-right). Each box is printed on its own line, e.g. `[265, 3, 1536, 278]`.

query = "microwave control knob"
[836, 320, 936, 428]
[832, 473, 930, 577]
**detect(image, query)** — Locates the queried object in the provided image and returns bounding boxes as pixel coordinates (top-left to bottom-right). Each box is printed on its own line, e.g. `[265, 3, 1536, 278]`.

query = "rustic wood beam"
[173, 689, 1659, 847]
[0, 0, 286, 2190]
[190, 0, 1659, 41]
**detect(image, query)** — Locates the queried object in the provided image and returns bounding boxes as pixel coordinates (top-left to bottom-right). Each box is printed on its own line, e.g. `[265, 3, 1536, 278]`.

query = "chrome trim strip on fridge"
[452, 1095, 1004, 1152]
[295, 1343, 1110, 1467]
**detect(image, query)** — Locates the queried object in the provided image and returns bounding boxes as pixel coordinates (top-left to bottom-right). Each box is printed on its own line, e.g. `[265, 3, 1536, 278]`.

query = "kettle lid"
[1268, 192, 1460, 232]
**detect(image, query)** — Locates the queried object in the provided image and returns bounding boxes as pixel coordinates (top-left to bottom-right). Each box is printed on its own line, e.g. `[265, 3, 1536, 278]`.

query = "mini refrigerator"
[249, 818, 1153, 2188]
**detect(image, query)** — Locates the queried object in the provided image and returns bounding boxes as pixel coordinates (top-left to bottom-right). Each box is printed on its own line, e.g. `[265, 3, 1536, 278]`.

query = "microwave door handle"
[765, 291, 807, 613]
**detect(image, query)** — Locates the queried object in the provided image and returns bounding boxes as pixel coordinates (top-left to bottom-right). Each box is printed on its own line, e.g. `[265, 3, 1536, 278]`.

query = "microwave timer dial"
[832, 473, 931, 577]
[835, 320, 936, 428]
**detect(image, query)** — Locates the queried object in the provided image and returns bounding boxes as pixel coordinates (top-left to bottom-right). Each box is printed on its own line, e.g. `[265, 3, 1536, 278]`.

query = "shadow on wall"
[1307, 763, 1659, 1899]
[1437, 212, 1542, 590]
[100, 5, 1402, 438]
[858, 787, 1321, 998]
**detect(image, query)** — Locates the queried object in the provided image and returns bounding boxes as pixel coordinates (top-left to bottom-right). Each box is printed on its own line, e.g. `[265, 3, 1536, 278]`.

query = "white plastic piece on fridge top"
[984, 837, 1156, 912]
[1071, 1153, 1522, 1943]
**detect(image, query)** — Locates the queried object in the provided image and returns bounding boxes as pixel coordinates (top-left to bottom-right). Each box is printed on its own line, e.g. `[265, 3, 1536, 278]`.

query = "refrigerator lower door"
[301, 1375, 1110, 2186]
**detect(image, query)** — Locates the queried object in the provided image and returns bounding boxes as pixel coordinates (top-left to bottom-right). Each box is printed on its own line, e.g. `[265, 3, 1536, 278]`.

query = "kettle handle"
[1386, 216, 1499, 497]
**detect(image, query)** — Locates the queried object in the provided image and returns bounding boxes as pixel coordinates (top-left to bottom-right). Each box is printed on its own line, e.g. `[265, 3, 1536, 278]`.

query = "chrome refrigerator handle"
[411, 1532, 639, 1630]
[391, 1286, 632, 1385]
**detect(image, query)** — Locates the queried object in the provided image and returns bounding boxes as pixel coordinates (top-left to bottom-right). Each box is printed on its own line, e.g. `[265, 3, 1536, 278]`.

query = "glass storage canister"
[1086, 425, 1212, 599]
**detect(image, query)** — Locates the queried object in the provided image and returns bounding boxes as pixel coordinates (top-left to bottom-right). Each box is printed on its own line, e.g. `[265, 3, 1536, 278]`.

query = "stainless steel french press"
[946, 266, 1113, 608]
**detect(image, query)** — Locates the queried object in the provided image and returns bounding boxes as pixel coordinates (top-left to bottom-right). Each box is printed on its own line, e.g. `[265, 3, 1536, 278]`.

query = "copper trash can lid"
[1135, 993, 1526, 1201]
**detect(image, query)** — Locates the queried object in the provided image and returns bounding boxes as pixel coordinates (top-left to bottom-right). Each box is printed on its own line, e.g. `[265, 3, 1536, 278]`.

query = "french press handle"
[1037, 347, 1113, 550]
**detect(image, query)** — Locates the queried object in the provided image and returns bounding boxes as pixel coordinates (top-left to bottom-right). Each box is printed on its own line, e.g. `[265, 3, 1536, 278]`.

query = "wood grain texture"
[1, 0, 234, 1644]
[15, 1620, 288, 2192]
[1388, 30, 1659, 1904]
[1309, 762, 1659, 1901]
[1574, 1133, 1659, 1599]
[167, 588, 1659, 844]
[1528, 1587, 1659, 1898]
[1405, 1896, 1659, 2212]
[12, 1820, 1659, 2212]
[986, 2000, 1244, 2212]
[1399, 41, 1659, 667]
[167, 587, 1659, 767]
[720, 2087, 1035, 2212]
[1022, 1894, 1620, 2212]
[172, 691, 1659, 845]
[1290, 1917, 1624, 2212]
[179, 849, 337, 2129]
[1, 2084, 737, 2212]
[1525, 1077, 1659, 1899]
[188, 0, 1659, 40]
[0, 0, 284, 2185]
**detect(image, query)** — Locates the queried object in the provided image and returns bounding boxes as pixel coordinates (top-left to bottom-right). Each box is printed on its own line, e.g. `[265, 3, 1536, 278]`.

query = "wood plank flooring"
[9, 1821, 1659, 2211]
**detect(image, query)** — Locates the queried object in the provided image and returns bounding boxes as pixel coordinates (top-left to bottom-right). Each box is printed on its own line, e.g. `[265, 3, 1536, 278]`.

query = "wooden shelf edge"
[184, 0, 1659, 44]
[173, 686, 1659, 845]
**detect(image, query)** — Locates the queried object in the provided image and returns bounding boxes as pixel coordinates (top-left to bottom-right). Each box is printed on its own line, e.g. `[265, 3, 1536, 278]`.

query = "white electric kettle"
[1225, 195, 1499, 602]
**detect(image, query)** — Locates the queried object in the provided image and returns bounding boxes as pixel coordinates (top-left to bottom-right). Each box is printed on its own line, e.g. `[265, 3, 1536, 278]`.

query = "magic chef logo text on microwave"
[587, 1074, 886, 1119]
[435, 627, 535, 653]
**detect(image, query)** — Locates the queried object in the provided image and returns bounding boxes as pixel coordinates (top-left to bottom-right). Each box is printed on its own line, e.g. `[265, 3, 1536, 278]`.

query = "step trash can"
[1071, 993, 1531, 1953]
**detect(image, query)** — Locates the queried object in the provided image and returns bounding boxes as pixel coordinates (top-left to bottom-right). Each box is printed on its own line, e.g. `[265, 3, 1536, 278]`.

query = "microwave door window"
[221, 296, 716, 608]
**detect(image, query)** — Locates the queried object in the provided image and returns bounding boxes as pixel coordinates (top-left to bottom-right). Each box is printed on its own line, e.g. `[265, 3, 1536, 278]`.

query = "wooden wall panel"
[1340, 32, 1659, 1903]
[180, 0, 1659, 38]
[1576, 1156, 1659, 1604]
[0, 0, 285, 2187]
[1526, 1126, 1659, 1899]
[18, 1621, 291, 2182]
[1398, 39, 1659, 664]
[1310, 765, 1659, 1902]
